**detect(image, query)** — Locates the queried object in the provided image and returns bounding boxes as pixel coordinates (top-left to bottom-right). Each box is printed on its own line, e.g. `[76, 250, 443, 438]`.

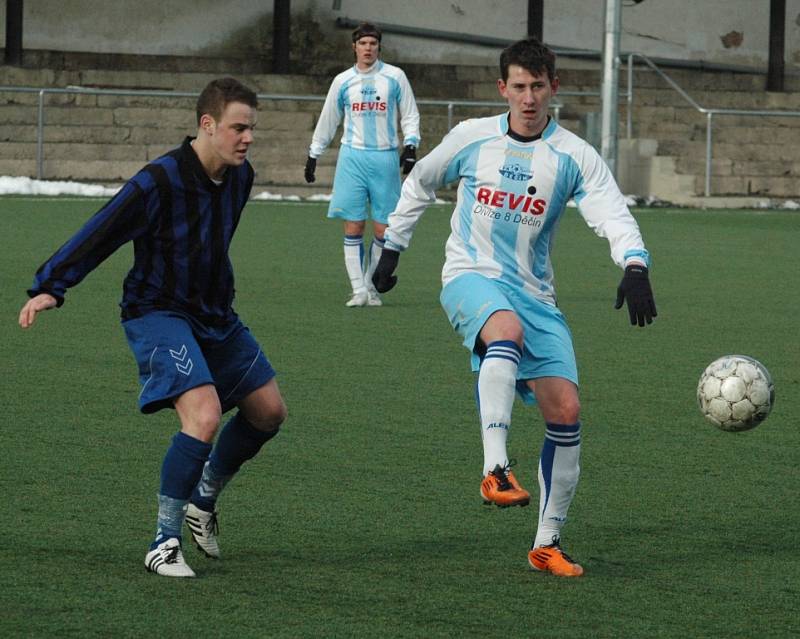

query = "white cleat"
[345, 291, 368, 307]
[366, 288, 382, 307]
[144, 537, 196, 577]
[185, 503, 221, 559]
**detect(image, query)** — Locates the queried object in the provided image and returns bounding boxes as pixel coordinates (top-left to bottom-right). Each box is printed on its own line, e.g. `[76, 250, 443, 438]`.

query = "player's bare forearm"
[18, 293, 58, 328]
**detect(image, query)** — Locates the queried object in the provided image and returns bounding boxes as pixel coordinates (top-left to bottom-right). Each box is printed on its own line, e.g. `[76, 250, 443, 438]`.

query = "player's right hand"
[19, 293, 58, 328]
[304, 156, 316, 183]
[372, 248, 400, 293]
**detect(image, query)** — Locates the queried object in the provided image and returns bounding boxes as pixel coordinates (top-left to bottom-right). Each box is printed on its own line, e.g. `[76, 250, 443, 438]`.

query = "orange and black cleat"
[480, 461, 530, 508]
[528, 539, 584, 577]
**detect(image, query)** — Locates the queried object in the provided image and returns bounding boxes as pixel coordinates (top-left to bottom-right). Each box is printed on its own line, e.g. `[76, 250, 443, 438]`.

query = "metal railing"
[9, 58, 799, 198]
[0, 85, 617, 181]
[625, 52, 800, 197]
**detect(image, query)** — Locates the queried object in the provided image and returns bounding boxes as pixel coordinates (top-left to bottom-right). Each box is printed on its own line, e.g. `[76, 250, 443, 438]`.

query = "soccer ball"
[696, 355, 774, 432]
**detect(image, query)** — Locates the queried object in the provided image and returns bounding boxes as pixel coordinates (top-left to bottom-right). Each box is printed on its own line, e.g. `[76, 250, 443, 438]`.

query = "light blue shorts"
[440, 272, 578, 404]
[327, 145, 401, 224]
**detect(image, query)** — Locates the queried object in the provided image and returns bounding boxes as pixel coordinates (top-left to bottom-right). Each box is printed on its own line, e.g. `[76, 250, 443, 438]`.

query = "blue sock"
[152, 432, 212, 548]
[190, 412, 278, 512]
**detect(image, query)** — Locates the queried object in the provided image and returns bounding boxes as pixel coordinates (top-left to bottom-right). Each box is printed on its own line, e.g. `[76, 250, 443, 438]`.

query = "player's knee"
[558, 398, 581, 425]
[497, 324, 523, 346]
[483, 310, 524, 346]
[545, 398, 581, 425]
[250, 402, 287, 433]
[269, 403, 288, 429]
[190, 408, 223, 442]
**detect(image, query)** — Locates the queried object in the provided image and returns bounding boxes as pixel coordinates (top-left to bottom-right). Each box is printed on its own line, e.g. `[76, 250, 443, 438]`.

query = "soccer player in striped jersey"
[18, 78, 288, 578]
[372, 38, 657, 577]
[304, 22, 420, 307]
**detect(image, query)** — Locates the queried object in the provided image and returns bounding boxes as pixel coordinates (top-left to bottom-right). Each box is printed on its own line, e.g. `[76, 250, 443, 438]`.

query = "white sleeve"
[309, 77, 344, 159]
[573, 144, 650, 269]
[397, 71, 420, 148]
[384, 124, 466, 251]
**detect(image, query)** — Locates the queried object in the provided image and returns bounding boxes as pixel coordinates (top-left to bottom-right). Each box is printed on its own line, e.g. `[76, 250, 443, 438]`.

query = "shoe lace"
[540, 536, 578, 564]
[163, 545, 180, 564]
[489, 459, 518, 491]
[206, 511, 219, 536]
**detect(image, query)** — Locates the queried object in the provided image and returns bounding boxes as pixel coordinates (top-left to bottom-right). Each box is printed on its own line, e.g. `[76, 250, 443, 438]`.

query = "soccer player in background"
[372, 38, 656, 577]
[18, 78, 287, 578]
[304, 22, 420, 307]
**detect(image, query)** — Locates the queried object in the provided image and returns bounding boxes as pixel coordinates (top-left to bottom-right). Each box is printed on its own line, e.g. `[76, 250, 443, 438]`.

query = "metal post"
[705, 112, 713, 197]
[626, 53, 634, 139]
[527, 0, 543, 40]
[554, 104, 561, 121]
[37, 89, 45, 179]
[600, 0, 621, 175]
[272, 0, 291, 74]
[447, 102, 454, 131]
[767, 0, 786, 92]
[5, 0, 24, 66]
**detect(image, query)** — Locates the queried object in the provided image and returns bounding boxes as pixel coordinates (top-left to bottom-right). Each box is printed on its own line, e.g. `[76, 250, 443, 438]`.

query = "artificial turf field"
[1, 197, 798, 638]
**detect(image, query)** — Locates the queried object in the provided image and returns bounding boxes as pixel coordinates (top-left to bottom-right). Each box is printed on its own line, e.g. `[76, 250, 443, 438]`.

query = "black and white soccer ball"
[697, 355, 774, 432]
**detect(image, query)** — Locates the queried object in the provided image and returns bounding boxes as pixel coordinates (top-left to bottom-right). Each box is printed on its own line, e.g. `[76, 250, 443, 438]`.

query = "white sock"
[365, 237, 385, 292]
[343, 234, 366, 295]
[534, 422, 581, 548]
[478, 340, 522, 476]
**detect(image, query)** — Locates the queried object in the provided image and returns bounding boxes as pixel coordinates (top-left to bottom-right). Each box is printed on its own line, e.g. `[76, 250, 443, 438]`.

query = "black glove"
[614, 265, 657, 327]
[304, 156, 316, 183]
[372, 248, 400, 293]
[399, 145, 416, 175]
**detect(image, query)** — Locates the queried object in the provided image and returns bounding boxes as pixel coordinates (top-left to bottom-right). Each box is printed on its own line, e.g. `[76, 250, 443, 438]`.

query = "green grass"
[1, 198, 798, 638]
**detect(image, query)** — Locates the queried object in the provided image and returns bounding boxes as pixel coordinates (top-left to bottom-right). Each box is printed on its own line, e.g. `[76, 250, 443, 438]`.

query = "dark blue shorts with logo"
[123, 310, 276, 414]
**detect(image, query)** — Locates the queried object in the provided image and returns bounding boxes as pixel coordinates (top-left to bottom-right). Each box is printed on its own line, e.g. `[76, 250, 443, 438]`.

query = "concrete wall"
[4, 1, 800, 71]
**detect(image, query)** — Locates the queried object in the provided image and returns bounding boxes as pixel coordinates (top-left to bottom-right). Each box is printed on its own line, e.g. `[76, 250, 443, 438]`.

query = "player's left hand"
[400, 145, 416, 175]
[372, 248, 400, 293]
[614, 265, 657, 327]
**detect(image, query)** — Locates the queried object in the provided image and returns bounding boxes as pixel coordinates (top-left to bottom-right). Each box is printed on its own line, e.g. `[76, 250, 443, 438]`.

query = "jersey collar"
[501, 114, 557, 142]
[184, 136, 230, 189]
[354, 60, 382, 75]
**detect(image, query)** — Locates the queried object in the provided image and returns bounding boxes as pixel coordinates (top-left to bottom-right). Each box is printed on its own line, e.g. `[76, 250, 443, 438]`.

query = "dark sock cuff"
[487, 339, 522, 355]
[232, 413, 279, 445]
[544, 421, 581, 446]
[173, 431, 213, 459]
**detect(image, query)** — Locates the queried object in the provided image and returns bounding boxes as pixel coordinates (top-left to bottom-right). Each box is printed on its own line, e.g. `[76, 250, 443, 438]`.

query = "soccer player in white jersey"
[372, 38, 656, 577]
[304, 22, 420, 307]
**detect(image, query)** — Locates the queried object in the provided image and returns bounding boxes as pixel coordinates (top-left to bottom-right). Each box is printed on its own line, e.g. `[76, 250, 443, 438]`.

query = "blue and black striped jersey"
[28, 137, 254, 326]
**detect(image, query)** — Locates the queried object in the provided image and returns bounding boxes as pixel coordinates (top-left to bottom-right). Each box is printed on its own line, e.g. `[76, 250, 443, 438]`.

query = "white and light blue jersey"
[384, 114, 650, 305]
[309, 60, 420, 157]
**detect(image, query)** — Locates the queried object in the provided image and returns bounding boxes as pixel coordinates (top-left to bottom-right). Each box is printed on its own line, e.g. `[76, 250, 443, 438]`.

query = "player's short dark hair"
[196, 77, 258, 125]
[500, 38, 557, 82]
[352, 22, 382, 43]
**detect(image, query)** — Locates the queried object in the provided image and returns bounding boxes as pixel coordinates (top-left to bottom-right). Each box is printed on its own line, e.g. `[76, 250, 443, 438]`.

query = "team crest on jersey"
[498, 163, 533, 181]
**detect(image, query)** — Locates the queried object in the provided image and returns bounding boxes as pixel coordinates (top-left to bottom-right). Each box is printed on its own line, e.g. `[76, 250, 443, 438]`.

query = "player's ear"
[497, 78, 507, 98]
[199, 113, 216, 134]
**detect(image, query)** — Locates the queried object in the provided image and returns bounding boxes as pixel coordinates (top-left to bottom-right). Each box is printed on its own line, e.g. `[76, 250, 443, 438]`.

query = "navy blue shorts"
[123, 310, 276, 414]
